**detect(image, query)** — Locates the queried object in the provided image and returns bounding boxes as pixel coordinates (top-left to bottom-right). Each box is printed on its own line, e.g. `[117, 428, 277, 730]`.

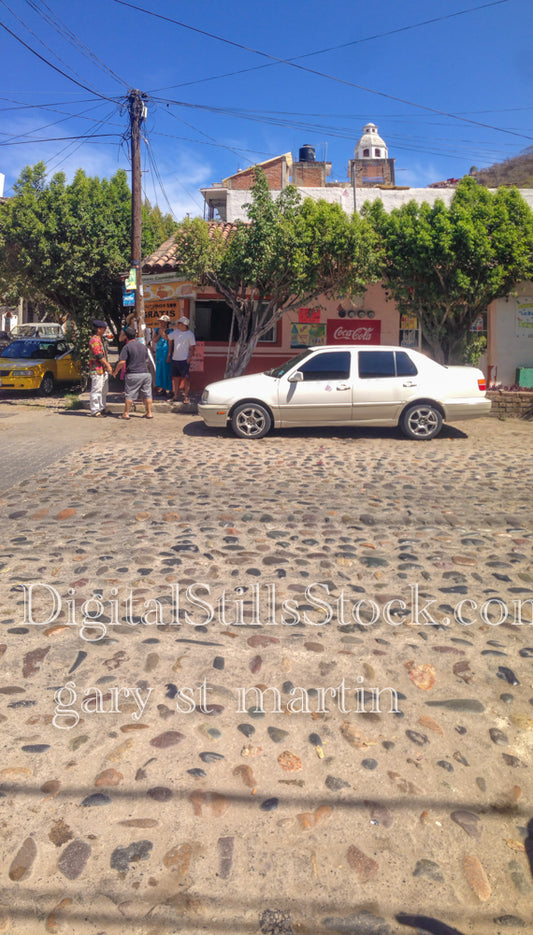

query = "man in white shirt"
[167, 316, 196, 403]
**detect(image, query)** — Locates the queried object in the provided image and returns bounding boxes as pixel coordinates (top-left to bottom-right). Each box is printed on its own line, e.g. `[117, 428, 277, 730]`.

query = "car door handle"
[336, 384, 351, 390]
[402, 381, 417, 387]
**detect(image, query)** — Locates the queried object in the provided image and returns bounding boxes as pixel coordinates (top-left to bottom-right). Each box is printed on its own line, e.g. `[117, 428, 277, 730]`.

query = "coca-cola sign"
[327, 320, 381, 344]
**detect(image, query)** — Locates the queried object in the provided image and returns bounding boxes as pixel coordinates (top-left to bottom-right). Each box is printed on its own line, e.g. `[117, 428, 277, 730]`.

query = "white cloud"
[397, 160, 445, 188]
[0, 113, 214, 220]
[141, 144, 213, 220]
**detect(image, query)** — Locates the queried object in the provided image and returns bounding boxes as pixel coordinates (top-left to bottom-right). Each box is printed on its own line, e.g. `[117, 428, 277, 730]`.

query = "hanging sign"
[122, 286, 135, 307]
[125, 268, 137, 291]
[189, 341, 205, 372]
[516, 300, 533, 338]
[298, 307, 321, 324]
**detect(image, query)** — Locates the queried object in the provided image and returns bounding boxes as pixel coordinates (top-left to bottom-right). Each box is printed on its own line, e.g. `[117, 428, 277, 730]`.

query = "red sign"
[327, 320, 381, 344]
[299, 307, 321, 324]
[190, 340, 205, 372]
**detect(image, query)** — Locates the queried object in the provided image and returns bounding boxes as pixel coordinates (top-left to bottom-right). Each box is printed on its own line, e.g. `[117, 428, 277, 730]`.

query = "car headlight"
[201, 389, 209, 403]
[15, 369, 35, 377]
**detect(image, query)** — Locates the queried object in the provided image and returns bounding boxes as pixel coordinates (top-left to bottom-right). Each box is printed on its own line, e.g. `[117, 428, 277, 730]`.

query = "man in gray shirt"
[113, 326, 153, 420]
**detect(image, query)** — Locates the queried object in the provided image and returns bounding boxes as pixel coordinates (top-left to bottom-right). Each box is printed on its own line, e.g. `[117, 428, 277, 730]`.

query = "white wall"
[490, 287, 533, 386]
[225, 186, 533, 222]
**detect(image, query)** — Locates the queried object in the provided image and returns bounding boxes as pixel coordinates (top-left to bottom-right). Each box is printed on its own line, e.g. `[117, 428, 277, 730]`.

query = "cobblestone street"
[0, 410, 532, 935]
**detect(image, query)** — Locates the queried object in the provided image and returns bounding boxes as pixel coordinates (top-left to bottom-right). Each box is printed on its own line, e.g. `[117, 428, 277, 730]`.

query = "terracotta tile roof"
[142, 221, 241, 273]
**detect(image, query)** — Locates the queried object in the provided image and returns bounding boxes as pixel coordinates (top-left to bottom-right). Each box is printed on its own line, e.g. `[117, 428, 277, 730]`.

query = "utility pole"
[128, 89, 148, 342]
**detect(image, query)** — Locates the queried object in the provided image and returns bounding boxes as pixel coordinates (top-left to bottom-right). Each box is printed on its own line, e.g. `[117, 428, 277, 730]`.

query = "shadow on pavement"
[396, 914, 465, 935]
[183, 421, 469, 441]
[526, 817, 533, 878]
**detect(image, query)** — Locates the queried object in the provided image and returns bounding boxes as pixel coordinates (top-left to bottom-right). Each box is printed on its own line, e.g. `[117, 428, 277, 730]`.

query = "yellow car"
[0, 337, 81, 395]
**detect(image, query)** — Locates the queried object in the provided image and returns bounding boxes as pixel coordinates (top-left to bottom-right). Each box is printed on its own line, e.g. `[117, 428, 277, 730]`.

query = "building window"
[194, 300, 277, 343]
[375, 149, 381, 157]
[363, 148, 370, 157]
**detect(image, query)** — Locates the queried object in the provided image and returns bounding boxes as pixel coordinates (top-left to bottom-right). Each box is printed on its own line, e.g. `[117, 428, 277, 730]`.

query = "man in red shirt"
[88, 319, 113, 417]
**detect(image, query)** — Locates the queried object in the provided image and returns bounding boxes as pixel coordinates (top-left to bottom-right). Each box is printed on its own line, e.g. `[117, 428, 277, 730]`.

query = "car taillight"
[478, 378, 486, 392]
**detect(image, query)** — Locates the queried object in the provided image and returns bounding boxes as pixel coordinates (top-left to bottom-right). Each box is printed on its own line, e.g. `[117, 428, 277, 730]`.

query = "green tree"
[366, 177, 533, 363]
[175, 169, 381, 376]
[0, 162, 177, 363]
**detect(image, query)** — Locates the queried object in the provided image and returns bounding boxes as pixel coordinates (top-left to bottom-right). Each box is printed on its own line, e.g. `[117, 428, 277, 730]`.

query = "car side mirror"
[287, 371, 304, 383]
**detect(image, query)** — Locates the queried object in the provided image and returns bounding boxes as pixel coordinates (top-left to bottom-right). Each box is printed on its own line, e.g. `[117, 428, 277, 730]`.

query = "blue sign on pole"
[122, 288, 135, 307]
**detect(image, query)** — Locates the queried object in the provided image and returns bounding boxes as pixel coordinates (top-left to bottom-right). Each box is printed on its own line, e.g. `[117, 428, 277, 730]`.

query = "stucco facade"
[207, 184, 533, 223]
[167, 127, 533, 389]
[488, 284, 533, 386]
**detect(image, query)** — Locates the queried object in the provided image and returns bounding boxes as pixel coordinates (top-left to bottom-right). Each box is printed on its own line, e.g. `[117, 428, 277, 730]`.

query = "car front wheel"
[39, 372, 55, 396]
[231, 402, 272, 439]
[401, 403, 443, 440]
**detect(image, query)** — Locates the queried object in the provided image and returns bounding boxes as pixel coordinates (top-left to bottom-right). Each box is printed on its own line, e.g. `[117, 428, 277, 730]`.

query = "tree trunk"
[225, 329, 260, 377]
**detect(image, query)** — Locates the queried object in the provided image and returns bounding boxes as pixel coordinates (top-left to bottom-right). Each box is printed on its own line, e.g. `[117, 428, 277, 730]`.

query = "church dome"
[354, 123, 388, 160]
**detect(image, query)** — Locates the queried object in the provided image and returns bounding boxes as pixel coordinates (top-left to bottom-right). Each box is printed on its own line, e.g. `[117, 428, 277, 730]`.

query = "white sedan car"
[199, 345, 491, 440]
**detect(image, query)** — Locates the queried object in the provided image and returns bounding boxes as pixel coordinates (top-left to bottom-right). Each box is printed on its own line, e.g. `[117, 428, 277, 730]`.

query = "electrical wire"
[143, 134, 204, 217]
[109, 0, 532, 144]
[0, 21, 120, 102]
[46, 108, 122, 174]
[150, 96, 528, 163]
[0, 134, 120, 145]
[160, 102, 255, 166]
[23, 0, 130, 89]
[1, 0, 96, 91]
[0, 101, 121, 144]
[146, 0, 511, 93]
[0, 96, 96, 111]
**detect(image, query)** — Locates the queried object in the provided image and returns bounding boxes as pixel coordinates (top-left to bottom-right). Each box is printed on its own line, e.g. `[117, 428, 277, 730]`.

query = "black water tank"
[299, 144, 316, 162]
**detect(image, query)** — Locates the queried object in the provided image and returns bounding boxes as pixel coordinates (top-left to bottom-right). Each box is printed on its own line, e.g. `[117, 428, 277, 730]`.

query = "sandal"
[143, 414, 154, 419]
[120, 414, 130, 420]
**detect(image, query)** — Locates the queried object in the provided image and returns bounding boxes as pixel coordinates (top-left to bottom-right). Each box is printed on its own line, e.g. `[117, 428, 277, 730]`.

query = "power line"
[46, 108, 122, 174]
[153, 95, 533, 157]
[0, 21, 119, 102]
[146, 0, 511, 93]
[143, 135, 204, 218]
[0, 101, 121, 144]
[0, 134, 120, 145]
[23, 0, 129, 89]
[0, 96, 96, 111]
[161, 102, 255, 166]
[109, 0, 532, 144]
[1, 0, 105, 91]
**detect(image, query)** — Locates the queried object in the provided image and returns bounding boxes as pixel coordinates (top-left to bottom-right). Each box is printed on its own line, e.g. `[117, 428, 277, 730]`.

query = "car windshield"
[1, 340, 55, 359]
[266, 350, 313, 378]
[11, 326, 37, 336]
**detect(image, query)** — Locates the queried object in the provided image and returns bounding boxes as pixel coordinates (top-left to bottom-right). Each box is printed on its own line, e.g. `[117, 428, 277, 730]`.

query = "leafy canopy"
[0, 162, 177, 362]
[175, 169, 381, 376]
[365, 176, 533, 363]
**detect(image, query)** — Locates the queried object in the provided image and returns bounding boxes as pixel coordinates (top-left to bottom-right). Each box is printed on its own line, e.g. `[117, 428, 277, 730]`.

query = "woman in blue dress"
[153, 315, 172, 396]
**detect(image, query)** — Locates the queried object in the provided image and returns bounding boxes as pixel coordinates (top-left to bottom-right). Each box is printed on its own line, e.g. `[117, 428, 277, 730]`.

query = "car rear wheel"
[39, 372, 55, 396]
[401, 403, 442, 440]
[231, 402, 271, 439]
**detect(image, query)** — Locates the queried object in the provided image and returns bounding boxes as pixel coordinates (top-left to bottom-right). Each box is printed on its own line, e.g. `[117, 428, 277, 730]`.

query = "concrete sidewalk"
[77, 386, 200, 415]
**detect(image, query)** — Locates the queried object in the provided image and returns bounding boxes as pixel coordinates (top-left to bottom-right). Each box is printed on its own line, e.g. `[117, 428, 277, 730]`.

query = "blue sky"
[1, 0, 532, 219]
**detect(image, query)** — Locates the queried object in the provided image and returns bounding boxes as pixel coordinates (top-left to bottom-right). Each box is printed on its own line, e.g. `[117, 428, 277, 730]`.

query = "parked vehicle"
[198, 345, 491, 440]
[0, 337, 81, 395]
[10, 323, 63, 339]
[0, 331, 12, 352]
